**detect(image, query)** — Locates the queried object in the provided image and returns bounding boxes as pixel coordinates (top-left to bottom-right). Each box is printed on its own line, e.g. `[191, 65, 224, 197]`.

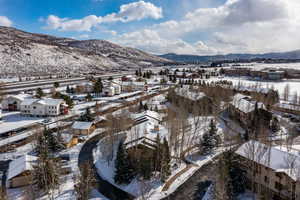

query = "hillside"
[0, 26, 172, 75]
[160, 50, 300, 63]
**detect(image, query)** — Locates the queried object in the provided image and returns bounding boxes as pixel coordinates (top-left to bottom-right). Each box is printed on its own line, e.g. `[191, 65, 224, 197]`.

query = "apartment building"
[20, 98, 68, 117]
[236, 140, 300, 200]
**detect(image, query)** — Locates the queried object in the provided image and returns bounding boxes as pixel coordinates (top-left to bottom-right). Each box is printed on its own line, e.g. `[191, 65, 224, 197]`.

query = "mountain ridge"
[160, 50, 300, 63]
[0, 26, 172, 75]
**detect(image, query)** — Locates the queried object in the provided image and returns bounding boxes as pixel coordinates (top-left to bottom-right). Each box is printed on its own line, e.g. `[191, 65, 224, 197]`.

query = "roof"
[72, 121, 93, 130]
[231, 93, 265, 113]
[7, 155, 38, 180]
[274, 101, 300, 111]
[236, 140, 300, 181]
[6, 94, 31, 101]
[131, 110, 162, 123]
[20, 98, 39, 106]
[20, 98, 64, 106]
[175, 87, 206, 101]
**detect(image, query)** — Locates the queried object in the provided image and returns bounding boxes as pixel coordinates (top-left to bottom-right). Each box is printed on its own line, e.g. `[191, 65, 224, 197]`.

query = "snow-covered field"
[228, 62, 300, 71]
[208, 76, 300, 97]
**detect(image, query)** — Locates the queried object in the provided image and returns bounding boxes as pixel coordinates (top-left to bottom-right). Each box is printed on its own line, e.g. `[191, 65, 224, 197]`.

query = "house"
[72, 121, 96, 135]
[20, 98, 68, 117]
[121, 81, 147, 92]
[6, 155, 38, 188]
[235, 140, 300, 200]
[112, 84, 121, 95]
[172, 87, 215, 115]
[131, 110, 163, 125]
[58, 132, 78, 148]
[148, 95, 168, 113]
[229, 93, 271, 128]
[104, 86, 115, 97]
[1, 94, 32, 111]
[272, 101, 300, 115]
[125, 111, 167, 158]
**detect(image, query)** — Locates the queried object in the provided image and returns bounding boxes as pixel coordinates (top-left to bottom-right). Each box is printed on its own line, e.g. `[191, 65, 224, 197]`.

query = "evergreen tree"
[161, 138, 171, 182]
[44, 129, 64, 153]
[114, 141, 135, 184]
[143, 103, 148, 111]
[86, 93, 92, 101]
[54, 82, 59, 88]
[79, 108, 94, 122]
[36, 88, 45, 98]
[66, 85, 71, 93]
[93, 78, 103, 95]
[200, 119, 220, 155]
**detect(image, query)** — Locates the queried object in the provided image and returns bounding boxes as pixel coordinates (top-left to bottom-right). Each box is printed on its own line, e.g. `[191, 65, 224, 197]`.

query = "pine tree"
[36, 87, 45, 98]
[161, 138, 171, 182]
[143, 103, 148, 111]
[93, 78, 103, 96]
[79, 108, 94, 122]
[86, 93, 92, 101]
[66, 85, 70, 93]
[45, 129, 64, 153]
[114, 141, 135, 184]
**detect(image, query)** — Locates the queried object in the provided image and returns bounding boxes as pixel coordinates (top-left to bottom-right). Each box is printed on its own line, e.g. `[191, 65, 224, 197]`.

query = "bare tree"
[74, 162, 95, 200]
[283, 84, 290, 101]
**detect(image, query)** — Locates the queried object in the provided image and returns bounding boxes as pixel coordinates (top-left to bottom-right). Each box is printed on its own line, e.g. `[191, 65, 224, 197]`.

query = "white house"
[1, 94, 32, 111]
[112, 84, 121, 95]
[20, 98, 67, 117]
[104, 86, 115, 97]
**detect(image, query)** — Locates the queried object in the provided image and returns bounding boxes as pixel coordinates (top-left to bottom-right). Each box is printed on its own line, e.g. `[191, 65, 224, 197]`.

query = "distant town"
[0, 61, 300, 200]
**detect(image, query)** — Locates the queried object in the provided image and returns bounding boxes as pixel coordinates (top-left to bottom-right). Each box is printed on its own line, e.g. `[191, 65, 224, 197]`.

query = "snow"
[0, 130, 34, 148]
[72, 121, 93, 130]
[231, 93, 265, 113]
[7, 154, 37, 180]
[175, 87, 206, 101]
[0, 112, 44, 134]
[209, 76, 300, 98]
[0, 143, 34, 160]
[236, 140, 300, 181]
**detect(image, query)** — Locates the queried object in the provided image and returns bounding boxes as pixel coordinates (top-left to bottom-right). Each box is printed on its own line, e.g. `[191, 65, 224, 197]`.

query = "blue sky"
[0, 0, 299, 55]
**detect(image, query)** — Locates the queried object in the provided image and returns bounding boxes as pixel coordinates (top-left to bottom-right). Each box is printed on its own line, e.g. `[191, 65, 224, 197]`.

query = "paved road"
[78, 132, 134, 200]
[161, 162, 215, 200]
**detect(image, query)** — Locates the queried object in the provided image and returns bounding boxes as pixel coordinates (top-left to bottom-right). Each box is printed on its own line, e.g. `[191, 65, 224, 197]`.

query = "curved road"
[78, 132, 134, 200]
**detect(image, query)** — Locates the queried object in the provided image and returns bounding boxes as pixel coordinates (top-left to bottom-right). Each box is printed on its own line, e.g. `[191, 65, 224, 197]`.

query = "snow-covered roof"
[21, 98, 64, 106]
[72, 121, 93, 130]
[274, 101, 300, 111]
[131, 110, 162, 123]
[7, 155, 38, 180]
[175, 87, 206, 101]
[231, 93, 265, 113]
[39, 98, 64, 106]
[6, 94, 31, 101]
[21, 98, 39, 106]
[236, 140, 300, 181]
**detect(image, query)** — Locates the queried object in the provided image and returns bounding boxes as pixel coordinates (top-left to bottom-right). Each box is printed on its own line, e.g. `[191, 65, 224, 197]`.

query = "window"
[275, 182, 283, 191]
[264, 176, 269, 183]
[276, 173, 282, 179]
[33, 106, 36, 109]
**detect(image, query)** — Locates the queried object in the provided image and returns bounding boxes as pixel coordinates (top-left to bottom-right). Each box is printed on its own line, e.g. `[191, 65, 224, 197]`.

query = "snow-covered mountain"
[0, 26, 172, 75]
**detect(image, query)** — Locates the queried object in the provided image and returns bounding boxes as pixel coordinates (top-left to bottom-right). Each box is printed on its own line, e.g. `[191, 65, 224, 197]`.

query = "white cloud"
[44, 1, 162, 31]
[114, 0, 300, 55]
[0, 16, 13, 27]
